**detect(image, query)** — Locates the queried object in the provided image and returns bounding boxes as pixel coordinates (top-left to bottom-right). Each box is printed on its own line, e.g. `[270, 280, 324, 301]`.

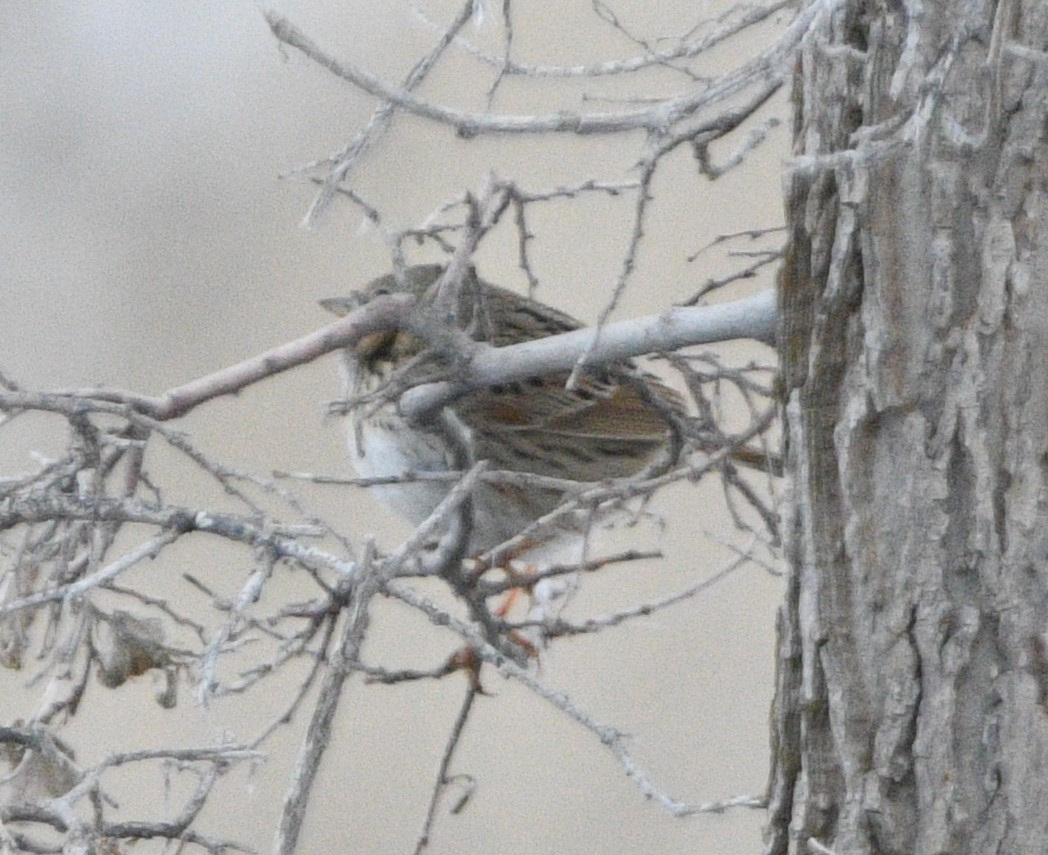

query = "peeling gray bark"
[767, 1, 1048, 853]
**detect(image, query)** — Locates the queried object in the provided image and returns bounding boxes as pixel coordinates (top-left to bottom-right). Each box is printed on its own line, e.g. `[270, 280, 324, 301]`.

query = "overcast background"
[1, 2, 787, 852]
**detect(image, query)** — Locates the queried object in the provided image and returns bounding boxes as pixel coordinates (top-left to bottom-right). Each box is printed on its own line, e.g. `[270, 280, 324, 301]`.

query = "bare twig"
[521, 541, 758, 637]
[414, 683, 479, 853]
[39, 293, 415, 421]
[410, 1, 795, 80]
[299, 0, 479, 227]
[0, 529, 182, 614]
[265, 1, 824, 138]
[387, 581, 766, 816]
[273, 551, 378, 855]
[0, 493, 356, 607]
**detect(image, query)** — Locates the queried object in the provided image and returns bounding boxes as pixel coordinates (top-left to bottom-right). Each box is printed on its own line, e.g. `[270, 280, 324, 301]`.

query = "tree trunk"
[767, 1, 1048, 852]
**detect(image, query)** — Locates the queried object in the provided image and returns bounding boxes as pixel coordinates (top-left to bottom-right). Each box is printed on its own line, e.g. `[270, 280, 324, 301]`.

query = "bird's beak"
[318, 294, 362, 317]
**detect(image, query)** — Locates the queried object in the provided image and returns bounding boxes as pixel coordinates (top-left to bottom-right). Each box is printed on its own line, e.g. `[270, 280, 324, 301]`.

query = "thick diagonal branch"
[37, 288, 776, 425]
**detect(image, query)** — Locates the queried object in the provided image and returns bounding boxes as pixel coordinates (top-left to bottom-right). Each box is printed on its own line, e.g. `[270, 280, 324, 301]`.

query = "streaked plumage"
[324, 265, 682, 555]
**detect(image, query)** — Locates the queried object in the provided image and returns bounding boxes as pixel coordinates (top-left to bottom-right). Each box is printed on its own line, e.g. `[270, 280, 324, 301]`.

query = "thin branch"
[0, 495, 356, 610]
[265, 1, 825, 138]
[475, 548, 662, 597]
[386, 581, 766, 816]
[265, 11, 672, 135]
[38, 293, 415, 421]
[525, 542, 757, 638]
[300, 0, 479, 227]
[273, 560, 378, 855]
[566, 157, 657, 391]
[414, 683, 479, 853]
[411, 0, 796, 79]
[198, 545, 278, 702]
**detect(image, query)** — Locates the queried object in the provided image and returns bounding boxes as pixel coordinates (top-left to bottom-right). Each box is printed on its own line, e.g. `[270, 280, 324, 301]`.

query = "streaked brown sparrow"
[323, 264, 689, 559]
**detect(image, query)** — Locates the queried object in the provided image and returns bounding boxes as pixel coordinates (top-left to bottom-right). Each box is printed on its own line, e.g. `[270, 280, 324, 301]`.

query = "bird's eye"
[373, 287, 390, 296]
